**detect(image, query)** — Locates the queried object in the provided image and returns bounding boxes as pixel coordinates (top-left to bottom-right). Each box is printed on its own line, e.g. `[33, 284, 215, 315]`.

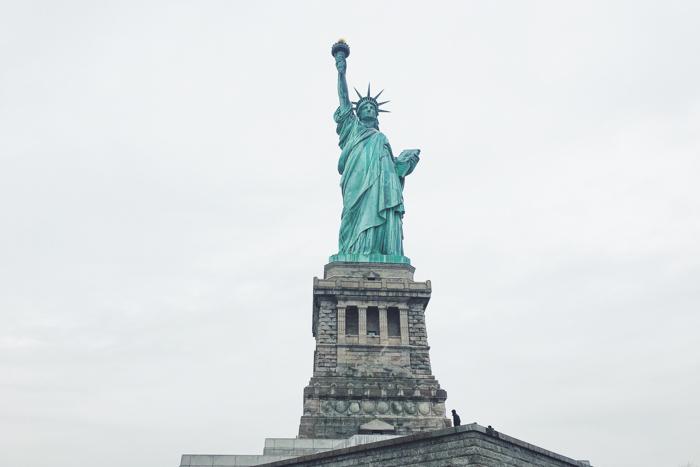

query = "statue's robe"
[334, 106, 417, 256]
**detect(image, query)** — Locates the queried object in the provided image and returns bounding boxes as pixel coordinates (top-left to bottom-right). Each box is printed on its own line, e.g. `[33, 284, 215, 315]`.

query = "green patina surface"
[328, 254, 411, 265]
[330, 40, 420, 264]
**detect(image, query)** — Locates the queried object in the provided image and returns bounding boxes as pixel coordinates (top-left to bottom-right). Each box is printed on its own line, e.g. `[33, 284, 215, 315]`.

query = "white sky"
[1, 1, 699, 466]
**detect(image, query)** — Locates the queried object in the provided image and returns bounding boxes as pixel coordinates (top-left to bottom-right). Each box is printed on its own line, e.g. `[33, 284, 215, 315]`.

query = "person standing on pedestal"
[452, 409, 461, 427]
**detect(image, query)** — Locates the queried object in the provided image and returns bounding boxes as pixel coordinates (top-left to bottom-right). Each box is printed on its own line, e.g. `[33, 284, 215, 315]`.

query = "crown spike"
[378, 109, 390, 113]
[352, 83, 391, 114]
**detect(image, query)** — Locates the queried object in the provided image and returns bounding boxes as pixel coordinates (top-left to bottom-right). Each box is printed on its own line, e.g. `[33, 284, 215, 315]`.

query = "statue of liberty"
[331, 40, 421, 263]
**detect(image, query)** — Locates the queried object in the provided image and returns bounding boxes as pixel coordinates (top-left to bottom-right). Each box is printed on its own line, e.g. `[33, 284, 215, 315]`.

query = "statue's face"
[358, 102, 378, 121]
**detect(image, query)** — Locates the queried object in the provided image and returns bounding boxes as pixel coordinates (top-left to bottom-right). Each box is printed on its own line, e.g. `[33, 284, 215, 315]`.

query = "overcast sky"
[1, 1, 699, 467]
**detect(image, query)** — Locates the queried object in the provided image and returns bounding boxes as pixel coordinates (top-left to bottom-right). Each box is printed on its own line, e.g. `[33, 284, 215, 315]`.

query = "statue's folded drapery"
[334, 106, 417, 256]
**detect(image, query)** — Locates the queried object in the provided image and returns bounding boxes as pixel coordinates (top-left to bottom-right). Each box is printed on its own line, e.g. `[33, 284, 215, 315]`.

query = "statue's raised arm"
[329, 39, 420, 264]
[335, 52, 352, 115]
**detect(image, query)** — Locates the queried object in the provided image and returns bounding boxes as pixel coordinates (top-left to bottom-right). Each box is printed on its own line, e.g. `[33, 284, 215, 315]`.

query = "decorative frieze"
[312, 398, 442, 417]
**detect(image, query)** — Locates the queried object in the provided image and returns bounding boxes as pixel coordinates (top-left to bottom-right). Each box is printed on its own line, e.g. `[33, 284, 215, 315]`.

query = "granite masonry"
[297, 261, 450, 439]
[180, 423, 592, 467]
[178, 263, 594, 466]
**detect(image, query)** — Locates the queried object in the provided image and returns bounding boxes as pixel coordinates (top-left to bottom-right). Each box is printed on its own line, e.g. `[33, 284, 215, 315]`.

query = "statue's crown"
[353, 83, 390, 114]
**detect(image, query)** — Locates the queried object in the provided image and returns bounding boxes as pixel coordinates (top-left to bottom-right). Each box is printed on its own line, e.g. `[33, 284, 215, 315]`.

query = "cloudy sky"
[1, 1, 699, 466]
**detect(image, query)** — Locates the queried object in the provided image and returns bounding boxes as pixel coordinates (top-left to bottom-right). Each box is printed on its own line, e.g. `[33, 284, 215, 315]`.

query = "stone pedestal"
[179, 262, 595, 467]
[297, 262, 450, 439]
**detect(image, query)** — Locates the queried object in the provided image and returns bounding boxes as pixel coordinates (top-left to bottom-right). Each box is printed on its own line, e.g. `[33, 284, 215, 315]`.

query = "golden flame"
[337, 38, 346, 43]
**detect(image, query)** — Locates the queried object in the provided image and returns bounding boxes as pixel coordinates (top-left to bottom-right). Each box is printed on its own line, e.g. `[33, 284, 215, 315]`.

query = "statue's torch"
[331, 39, 350, 59]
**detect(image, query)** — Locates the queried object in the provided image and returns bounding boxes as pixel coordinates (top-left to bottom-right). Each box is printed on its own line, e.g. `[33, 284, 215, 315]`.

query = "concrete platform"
[180, 435, 399, 467]
[180, 425, 592, 467]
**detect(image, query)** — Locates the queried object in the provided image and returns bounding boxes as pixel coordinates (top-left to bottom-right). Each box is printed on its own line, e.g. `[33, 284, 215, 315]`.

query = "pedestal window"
[388, 307, 401, 337]
[366, 307, 380, 336]
[345, 306, 358, 336]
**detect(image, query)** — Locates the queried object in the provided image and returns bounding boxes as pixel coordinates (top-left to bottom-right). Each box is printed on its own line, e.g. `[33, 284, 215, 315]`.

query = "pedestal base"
[179, 426, 593, 467]
[329, 253, 411, 264]
[299, 262, 449, 439]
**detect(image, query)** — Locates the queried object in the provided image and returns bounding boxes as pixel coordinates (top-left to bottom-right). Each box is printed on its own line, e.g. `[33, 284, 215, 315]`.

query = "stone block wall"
[313, 301, 338, 372]
[316, 301, 337, 345]
[261, 424, 592, 467]
[407, 304, 429, 347]
[410, 348, 432, 375]
[299, 262, 449, 439]
[335, 345, 411, 377]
